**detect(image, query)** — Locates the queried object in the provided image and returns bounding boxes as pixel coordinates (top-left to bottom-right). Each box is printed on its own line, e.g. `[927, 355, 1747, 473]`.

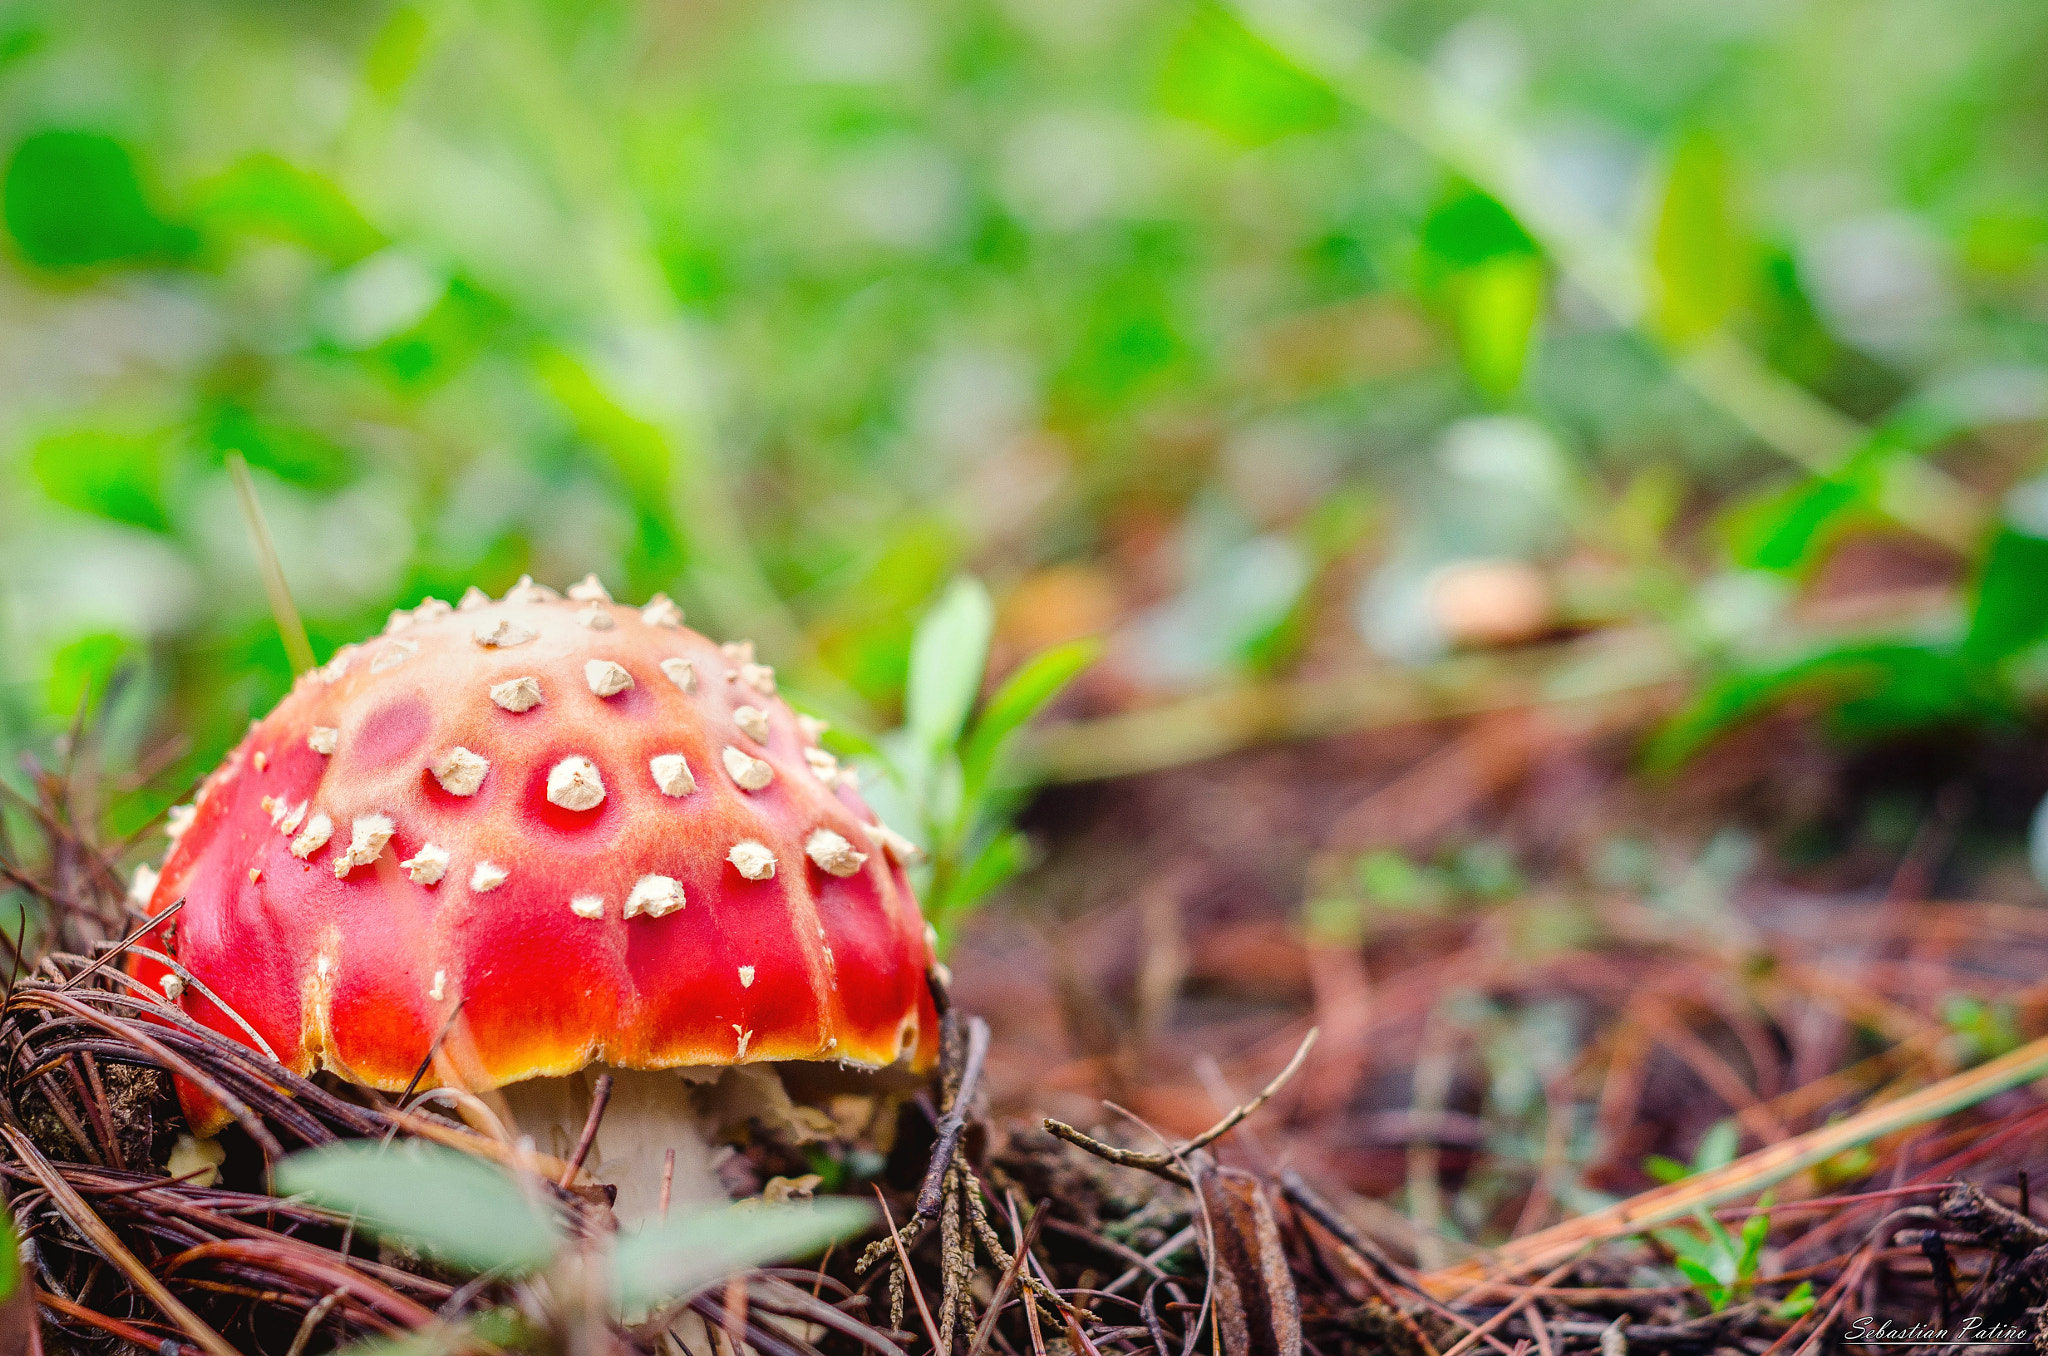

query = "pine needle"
[226, 452, 316, 675]
[1421, 1031, 2048, 1296]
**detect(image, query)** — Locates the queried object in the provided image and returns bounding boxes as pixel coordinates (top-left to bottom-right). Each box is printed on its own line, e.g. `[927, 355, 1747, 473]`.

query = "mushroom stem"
[497, 1062, 919, 1224]
[499, 1069, 730, 1221]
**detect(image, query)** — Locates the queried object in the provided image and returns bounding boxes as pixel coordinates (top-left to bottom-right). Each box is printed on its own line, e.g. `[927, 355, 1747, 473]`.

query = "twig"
[965, 1202, 1047, 1356]
[54, 898, 183, 992]
[917, 1015, 990, 1221]
[1278, 1171, 1412, 1286]
[285, 1287, 348, 1356]
[401, 997, 469, 1103]
[1007, 1193, 1050, 1356]
[1437, 1260, 1577, 1356]
[560, 1072, 614, 1186]
[225, 451, 316, 675]
[878, 1187, 943, 1355]
[36, 1289, 193, 1355]
[1043, 1028, 1318, 1185]
[1050, 1217, 1178, 1294]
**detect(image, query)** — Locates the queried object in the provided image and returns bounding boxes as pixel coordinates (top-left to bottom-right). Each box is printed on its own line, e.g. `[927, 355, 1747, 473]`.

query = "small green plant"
[1643, 1123, 1776, 1312]
[1651, 1187, 1773, 1313]
[1642, 1116, 1739, 1185]
[854, 577, 1099, 946]
[1775, 1279, 1816, 1321]
[1652, 469, 2048, 775]
[278, 1140, 871, 1332]
[1942, 994, 2024, 1065]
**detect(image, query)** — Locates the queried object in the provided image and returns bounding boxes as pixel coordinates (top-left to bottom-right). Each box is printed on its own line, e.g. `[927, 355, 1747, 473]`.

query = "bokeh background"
[11, 0, 2048, 1249]
[8, 0, 2048, 779]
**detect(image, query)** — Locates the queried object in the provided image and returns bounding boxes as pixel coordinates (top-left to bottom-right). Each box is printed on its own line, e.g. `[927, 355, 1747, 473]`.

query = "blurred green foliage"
[278, 1139, 871, 1312]
[2, 0, 2048, 872]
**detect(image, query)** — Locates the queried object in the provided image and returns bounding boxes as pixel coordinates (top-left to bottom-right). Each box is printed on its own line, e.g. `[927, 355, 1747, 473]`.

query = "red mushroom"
[129, 576, 938, 1214]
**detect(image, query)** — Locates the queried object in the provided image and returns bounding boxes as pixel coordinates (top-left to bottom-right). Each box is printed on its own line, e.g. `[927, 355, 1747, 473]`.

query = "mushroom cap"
[128, 584, 939, 1104]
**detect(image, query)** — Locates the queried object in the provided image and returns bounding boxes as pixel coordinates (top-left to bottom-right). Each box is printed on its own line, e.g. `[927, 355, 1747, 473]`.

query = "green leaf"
[202, 403, 357, 492]
[1653, 1227, 1712, 1269]
[532, 347, 675, 512]
[192, 153, 382, 264]
[45, 633, 134, 720]
[959, 638, 1100, 803]
[906, 577, 995, 754]
[1721, 475, 1867, 577]
[276, 1141, 563, 1274]
[0, 1206, 23, 1353]
[1695, 1208, 1740, 1281]
[613, 1199, 873, 1311]
[29, 428, 172, 531]
[0, 1201, 17, 1299]
[1775, 1280, 1816, 1320]
[1692, 1118, 1740, 1173]
[1965, 524, 2048, 665]
[933, 829, 1032, 934]
[1642, 1154, 1690, 1185]
[1647, 641, 2002, 771]
[3, 129, 192, 269]
[1675, 1256, 1726, 1307]
[1738, 1207, 1771, 1281]
[1652, 131, 1747, 344]
[1157, 5, 1339, 146]
[1420, 188, 1538, 274]
[1446, 255, 1545, 399]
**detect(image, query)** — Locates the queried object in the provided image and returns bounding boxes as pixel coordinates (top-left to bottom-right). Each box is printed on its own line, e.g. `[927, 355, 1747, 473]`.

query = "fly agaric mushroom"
[129, 577, 938, 1216]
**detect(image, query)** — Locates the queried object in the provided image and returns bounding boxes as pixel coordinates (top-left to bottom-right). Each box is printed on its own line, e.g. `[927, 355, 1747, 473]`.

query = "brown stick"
[1044, 1028, 1318, 1185]
[916, 1015, 990, 1222]
[560, 1073, 614, 1186]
